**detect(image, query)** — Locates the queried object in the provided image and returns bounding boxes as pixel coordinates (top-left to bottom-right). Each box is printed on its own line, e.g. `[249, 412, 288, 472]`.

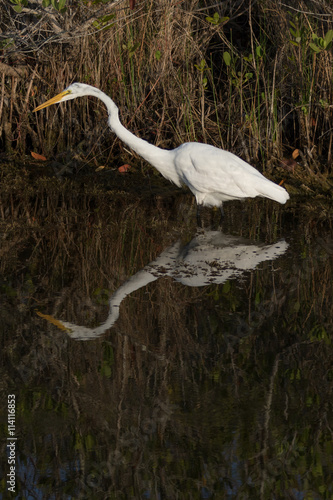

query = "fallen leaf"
[279, 179, 286, 186]
[95, 165, 105, 172]
[118, 164, 131, 173]
[292, 149, 299, 159]
[31, 151, 47, 161]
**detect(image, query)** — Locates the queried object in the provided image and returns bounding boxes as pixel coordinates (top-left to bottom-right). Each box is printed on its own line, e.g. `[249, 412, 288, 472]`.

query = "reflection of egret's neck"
[37, 232, 288, 341]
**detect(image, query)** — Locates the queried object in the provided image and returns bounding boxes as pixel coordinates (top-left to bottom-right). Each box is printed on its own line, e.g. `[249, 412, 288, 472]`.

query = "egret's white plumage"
[38, 231, 288, 340]
[34, 83, 289, 208]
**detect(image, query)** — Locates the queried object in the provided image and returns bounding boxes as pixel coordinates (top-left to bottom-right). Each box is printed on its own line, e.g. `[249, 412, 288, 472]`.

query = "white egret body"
[34, 83, 289, 208]
[38, 232, 288, 340]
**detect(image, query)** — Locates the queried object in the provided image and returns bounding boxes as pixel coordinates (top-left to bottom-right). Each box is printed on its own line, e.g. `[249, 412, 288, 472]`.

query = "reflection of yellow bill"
[33, 90, 72, 112]
[36, 310, 70, 332]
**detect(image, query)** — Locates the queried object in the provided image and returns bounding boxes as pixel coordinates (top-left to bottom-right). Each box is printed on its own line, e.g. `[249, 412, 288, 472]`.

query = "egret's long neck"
[94, 91, 179, 184]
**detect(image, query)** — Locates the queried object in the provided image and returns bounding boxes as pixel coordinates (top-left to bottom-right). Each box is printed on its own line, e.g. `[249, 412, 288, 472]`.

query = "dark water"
[0, 185, 332, 499]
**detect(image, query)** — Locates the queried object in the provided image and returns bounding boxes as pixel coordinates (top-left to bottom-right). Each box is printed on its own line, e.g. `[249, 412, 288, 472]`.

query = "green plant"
[92, 13, 116, 31]
[194, 59, 208, 90]
[1, 0, 333, 177]
[42, 0, 67, 12]
[9, 0, 28, 13]
[206, 12, 229, 26]
[309, 30, 333, 53]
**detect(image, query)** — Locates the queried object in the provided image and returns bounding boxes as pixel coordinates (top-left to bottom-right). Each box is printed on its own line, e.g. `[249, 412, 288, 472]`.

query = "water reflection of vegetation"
[0, 183, 332, 498]
[36, 232, 288, 340]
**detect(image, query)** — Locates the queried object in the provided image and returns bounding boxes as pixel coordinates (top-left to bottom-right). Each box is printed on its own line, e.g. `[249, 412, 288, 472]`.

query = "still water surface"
[0, 185, 332, 499]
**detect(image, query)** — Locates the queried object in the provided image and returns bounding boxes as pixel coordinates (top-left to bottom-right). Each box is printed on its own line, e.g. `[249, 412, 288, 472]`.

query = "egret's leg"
[196, 204, 203, 227]
[216, 204, 224, 229]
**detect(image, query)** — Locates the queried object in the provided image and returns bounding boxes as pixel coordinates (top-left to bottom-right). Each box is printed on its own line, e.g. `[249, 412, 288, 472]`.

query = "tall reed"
[1, 0, 332, 183]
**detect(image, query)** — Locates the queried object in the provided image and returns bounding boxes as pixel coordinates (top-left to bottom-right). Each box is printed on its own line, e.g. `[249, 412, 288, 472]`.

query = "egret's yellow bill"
[33, 90, 71, 112]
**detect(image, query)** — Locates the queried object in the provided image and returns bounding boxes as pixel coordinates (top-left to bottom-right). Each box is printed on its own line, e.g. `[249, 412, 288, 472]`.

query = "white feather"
[34, 83, 290, 209]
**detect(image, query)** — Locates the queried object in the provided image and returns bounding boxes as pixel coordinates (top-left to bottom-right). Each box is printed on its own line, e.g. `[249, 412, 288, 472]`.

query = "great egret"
[38, 231, 288, 340]
[34, 83, 289, 213]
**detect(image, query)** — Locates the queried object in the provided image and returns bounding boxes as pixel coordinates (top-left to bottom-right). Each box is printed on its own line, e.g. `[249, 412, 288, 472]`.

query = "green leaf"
[100, 360, 112, 378]
[306, 395, 313, 407]
[318, 37, 325, 48]
[319, 98, 329, 108]
[128, 42, 139, 57]
[255, 292, 261, 306]
[324, 29, 333, 46]
[206, 12, 219, 25]
[256, 45, 263, 58]
[99, 13, 115, 25]
[130, 42, 137, 52]
[223, 51, 231, 66]
[194, 59, 206, 72]
[206, 16, 215, 24]
[155, 50, 161, 61]
[309, 43, 321, 53]
[85, 434, 94, 451]
[206, 13, 229, 25]
[93, 12, 115, 29]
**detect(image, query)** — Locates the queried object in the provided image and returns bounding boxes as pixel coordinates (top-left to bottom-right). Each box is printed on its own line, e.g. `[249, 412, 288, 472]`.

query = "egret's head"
[33, 83, 96, 112]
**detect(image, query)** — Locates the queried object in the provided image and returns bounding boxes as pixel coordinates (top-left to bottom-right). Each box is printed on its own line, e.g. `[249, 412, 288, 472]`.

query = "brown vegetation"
[0, 0, 333, 194]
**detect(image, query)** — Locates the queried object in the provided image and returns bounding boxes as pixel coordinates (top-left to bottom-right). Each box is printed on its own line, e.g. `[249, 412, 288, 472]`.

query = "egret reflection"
[38, 231, 288, 340]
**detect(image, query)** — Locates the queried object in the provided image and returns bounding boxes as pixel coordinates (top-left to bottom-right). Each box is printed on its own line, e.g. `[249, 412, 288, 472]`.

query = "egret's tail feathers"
[256, 179, 290, 204]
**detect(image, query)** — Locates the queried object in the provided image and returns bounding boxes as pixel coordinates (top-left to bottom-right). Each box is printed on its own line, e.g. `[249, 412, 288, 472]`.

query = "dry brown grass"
[0, 0, 333, 188]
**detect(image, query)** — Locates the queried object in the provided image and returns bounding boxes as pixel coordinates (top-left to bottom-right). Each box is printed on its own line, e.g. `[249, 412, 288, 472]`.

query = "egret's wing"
[175, 144, 261, 198]
[174, 143, 288, 203]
